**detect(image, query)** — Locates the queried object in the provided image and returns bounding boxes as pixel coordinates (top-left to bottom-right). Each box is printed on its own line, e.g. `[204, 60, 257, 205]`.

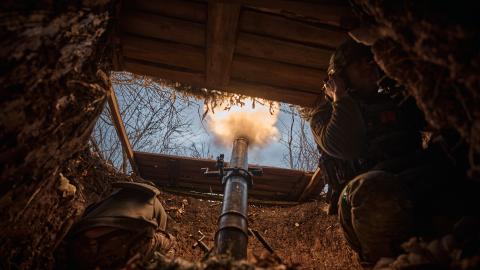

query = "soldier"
[67, 181, 175, 269]
[309, 39, 468, 266]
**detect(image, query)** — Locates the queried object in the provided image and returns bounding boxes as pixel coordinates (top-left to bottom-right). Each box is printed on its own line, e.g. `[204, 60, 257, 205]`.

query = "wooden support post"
[106, 86, 138, 174]
[206, 1, 241, 88]
[297, 167, 323, 201]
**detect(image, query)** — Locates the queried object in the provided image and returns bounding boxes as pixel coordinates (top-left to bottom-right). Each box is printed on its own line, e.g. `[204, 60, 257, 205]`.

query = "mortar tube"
[215, 137, 250, 259]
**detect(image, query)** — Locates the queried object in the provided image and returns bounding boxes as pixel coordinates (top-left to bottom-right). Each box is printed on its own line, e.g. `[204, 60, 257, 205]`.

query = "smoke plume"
[207, 102, 279, 147]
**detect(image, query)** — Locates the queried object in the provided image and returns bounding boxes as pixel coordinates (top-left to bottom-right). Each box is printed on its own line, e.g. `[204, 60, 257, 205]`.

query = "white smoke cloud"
[206, 102, 279, 148]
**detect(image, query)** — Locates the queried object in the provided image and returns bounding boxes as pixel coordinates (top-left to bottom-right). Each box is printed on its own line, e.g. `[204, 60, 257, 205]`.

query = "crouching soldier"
[309, 39, 469, 266]
[67, 181, 176, 269]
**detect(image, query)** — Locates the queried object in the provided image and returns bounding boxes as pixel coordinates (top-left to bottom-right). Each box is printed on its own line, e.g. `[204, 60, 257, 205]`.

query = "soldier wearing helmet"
[309, 39, 469, 266]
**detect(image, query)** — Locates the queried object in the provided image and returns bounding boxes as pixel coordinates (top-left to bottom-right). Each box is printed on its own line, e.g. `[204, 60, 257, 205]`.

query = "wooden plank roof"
[115, 0, 356, 107]
[135, 151, 324, 201]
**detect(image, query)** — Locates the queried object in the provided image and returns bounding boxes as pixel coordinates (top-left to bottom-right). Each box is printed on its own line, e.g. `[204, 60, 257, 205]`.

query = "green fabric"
[338, 170, 415, 263]
[68, 182, 172, 269]
[72, 182, 167, 234]
[309, 94, 423, 162]
[310, 95, 367, 160]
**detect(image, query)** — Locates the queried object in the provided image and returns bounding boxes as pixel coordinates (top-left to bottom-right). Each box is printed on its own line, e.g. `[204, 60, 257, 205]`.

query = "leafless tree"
[278, 105, 320, 172]
[91, 72, 197, 172]
[188, 142, 214, 159]
[92, 73, 320, 172]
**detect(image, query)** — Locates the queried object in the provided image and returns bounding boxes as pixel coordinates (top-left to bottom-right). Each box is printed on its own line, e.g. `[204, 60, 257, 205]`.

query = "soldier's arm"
[310, 95, 367, 160]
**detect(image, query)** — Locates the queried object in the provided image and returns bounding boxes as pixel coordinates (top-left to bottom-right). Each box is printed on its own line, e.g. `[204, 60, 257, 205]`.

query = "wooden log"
[127, 0, 207, 22]
[232, 0, 354, 28]
[122, 56, 321, 106]
[135, 151, 215, 167]
[137, 153, 208, 168]
[120, 32, 330, 96]
[122, 34, 205, 71]
[231, 55, 325, 93]
[226, 80, 321, 107]
[124, 0, 353, 29]
[136, 162, 304, 186]
[206, 1, 241, 87]
[135, 151, 310, 176]
[135, 152, 308, 190]
[123, 58, 206, 87]
[135, 152, 309, 178]
[121, 10, 205, 47]
[236, 32, 333, 69]
[107, 86, 138, 174]
[134, 153, 304, 201]
[239, 10, 348, 49]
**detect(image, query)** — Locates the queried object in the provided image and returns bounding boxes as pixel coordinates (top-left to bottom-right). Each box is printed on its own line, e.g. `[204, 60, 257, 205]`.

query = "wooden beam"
[121, 10, 205, 47]
[135, 151, 308, 178]
[122, 53, 323, 107]
[231, 55, 326, 93]
[297, 167, 324, 201]
[119, 35, 323, 107]
[226, 80, 322, 107]
[206, 1, 241, 88]
[124, 0, 354, 29]
[134, 151, 310, 201]
[128, 0, 207, 23]
[231, 0, 354, 29]
[106, 86, 138, 174]
[122, 34, 205, 72]
[240, 10, 348, 49]
[236, 32, 333, 69]
[121, 29, 333, 71]
[123, 58, 206, 87]
[120, 5, 349, 50]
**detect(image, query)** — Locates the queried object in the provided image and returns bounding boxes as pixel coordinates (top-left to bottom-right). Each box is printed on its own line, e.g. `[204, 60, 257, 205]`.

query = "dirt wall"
[0, 1, 117, 268]
[351, 0, 480, 176]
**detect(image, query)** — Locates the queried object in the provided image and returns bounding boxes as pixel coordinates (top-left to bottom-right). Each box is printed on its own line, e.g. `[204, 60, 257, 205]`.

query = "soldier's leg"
[68, 189, 176, 269]
[338, 170, 415, 264]
[328, 186, 341, 215]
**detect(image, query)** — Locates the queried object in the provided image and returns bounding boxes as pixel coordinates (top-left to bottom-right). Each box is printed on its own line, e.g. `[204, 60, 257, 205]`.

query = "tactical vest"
[314, 93, 423, 197]
[356, 94, 422, 166]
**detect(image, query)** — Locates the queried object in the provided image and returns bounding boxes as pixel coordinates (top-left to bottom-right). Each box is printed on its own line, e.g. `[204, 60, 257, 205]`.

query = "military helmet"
[328, 38, 373, 77]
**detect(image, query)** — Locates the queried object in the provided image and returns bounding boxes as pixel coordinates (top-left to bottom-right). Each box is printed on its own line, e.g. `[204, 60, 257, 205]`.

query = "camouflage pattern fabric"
[338, 170, 415, 264]
[68, 227, 176, 269]
[67, 182, 176, 269]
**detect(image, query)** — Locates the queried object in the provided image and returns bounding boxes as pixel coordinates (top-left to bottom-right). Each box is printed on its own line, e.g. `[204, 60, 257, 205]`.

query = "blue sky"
[109, 80, 317, 171]
[178, 100, 293, 168]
